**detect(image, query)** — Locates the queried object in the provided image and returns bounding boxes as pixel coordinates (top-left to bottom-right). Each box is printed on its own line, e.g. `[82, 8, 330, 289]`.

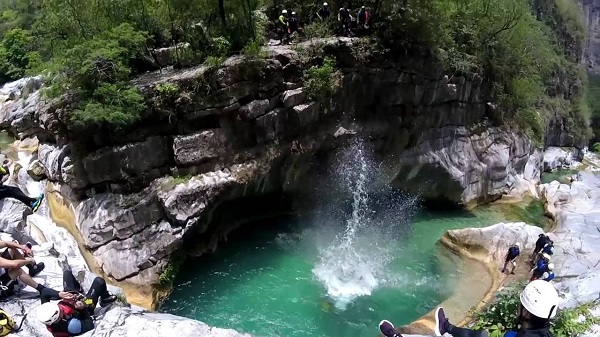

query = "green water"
[0, 131, 13, 150]
[162, 206, 505, 337]
[541, 169, 579, 184]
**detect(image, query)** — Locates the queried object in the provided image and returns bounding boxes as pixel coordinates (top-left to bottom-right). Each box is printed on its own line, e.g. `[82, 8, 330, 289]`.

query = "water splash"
[312, 142, 419, 309]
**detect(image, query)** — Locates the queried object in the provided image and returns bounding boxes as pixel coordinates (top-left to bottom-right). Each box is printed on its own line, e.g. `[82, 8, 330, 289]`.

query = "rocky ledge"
[0, 38, 546, 294]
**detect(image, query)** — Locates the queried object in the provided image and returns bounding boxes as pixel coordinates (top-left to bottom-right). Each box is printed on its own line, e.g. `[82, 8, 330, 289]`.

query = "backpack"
[0, 308, 26, 336]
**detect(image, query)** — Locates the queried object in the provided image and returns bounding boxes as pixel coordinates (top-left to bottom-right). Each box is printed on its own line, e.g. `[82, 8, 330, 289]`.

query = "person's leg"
[0, 185, 36, 205]
[5, 246, 45, 277]
[8, 267, 39, 289]
[435, 307, 489, 337]
[85, 277, 116, 307]
[510, 259, 517, 274]
[502, 259, 509, 273]
[62, 270, 83, 293]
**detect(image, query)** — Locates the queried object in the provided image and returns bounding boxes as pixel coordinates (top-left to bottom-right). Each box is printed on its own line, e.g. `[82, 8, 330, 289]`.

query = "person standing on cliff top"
[0, 159, 44, 212]
[317, 2, 331, 20]
[502, 242, 520, 275]
[378, 280, 560, 337]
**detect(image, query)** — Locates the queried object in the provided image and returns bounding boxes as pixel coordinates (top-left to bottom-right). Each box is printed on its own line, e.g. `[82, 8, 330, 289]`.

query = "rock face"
[540, 171, 600, 308]
[0, 38, 544, 286]
[542, 147, 584, 172]
[581, 0, 600, 74]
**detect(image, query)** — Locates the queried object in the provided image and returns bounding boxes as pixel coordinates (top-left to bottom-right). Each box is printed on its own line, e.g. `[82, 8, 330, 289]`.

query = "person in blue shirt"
[378, 280, 559, 337]
[542, 263, 555, 282]
[502, 242, 520, 274]
[530, 253, 550, 282]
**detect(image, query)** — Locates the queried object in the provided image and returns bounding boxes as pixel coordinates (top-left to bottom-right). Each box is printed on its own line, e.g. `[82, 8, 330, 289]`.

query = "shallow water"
[162, 206, 505, 337]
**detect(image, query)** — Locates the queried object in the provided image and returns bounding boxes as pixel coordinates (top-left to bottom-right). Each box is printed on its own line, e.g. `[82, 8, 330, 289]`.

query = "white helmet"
[515, 242, 521, 248]
[542, 253, 551, 261]
[547, 263, 554, 271]
[520, 280, 559, 319]
[323, 2, 328, 5]
[37, 302, 61, 325]
[282, 9, 288, 14]
[291, 11, 296, 15]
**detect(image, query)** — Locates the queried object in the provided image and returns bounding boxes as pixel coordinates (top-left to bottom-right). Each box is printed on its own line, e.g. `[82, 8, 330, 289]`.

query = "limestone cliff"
[581, 0, 600, 74]
[0, 38, 542, 293]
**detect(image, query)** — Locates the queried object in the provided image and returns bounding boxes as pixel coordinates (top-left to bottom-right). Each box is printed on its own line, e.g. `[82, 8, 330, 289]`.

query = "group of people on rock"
[275, 2, 371, 44]
[377, 232, 562, 337]
[499, 233, 556, 282]
[0, 158, 117, 336]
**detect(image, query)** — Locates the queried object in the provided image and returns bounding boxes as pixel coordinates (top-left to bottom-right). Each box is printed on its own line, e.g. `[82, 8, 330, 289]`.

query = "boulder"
[26, 159, 46, 181]
[281, 88, 306, 108]
[542, 147, 582, 172]
[238, 99, 270, 120]
[0, 198, 31, 237]
[445, 222, 543, 267]
[173, 130, 225, 166]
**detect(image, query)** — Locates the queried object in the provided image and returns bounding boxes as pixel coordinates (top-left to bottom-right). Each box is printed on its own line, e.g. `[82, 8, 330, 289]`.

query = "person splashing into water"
[379, 280, 560, 337]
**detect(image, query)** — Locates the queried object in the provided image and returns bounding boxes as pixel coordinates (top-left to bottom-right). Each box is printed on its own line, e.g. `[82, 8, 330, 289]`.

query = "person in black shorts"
[502, 242, 520, 274]
[0, 240, 51, 298]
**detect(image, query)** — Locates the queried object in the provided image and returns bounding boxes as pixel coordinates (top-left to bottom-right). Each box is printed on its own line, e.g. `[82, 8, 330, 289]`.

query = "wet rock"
[26, 159, 46, 181]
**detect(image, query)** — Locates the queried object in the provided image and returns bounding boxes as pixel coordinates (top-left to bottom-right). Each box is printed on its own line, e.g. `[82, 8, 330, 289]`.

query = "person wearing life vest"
[278, 9, 289, 44]
[502, 242, 520, 275]
[530, 253, 550, 282]
[337, 3, 351, 36]
[530, 233, 548, 265]
[379, 280, 560, 337]
[357, 5, 369, 35]
[288, 12, 299, 34]
[317, 2, 331, 20]
[0, 159, 44, 212]
[533, 237, 554, 266]
[542, 263, 555, 282]
[37, 270, 117, 336]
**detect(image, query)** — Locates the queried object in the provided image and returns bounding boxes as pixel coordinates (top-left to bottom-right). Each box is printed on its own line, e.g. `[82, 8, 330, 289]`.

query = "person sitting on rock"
[501, 242, 520, 275]
[530, 233, 548, 265]
[0, 240, 70, 300]
[542, 263, 555, 282]
[378, 280, 560, 337]
[0, 159, 44, 212]
[529, 253, 551, 282]
[37, 269, 117, 336]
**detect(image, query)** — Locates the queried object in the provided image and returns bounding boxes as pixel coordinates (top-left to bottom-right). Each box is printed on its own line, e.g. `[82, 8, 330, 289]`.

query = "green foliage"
[302, 20, 333, 41]
[593, 143, 600, 153]
[0, 28, 39, 82]
[473, 283, 600, 337]
[157, 250, 186, 287]
[587, 75, 600, 117]
[302, 56, 339, 102]
[47, 23, 148, 129]
[242, 38, 266, 59]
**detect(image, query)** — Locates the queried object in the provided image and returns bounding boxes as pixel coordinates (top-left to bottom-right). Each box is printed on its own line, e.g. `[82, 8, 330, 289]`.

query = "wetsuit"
[534, 235, 548, 254]
[42, 270, 116, 336]
[288, 16, 298, 34]
[0, 166, 37, 207]
[338, 7, 350, 36]
[318, 7, 331, 20]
